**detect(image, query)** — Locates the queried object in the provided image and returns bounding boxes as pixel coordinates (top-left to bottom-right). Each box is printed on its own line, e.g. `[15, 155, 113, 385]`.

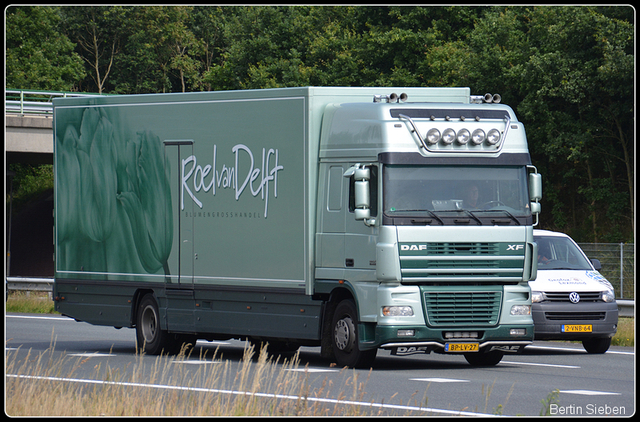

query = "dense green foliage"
[5, 5, 634, 242]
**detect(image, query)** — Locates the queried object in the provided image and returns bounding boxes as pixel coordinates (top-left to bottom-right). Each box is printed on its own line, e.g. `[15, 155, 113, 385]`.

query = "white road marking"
[6, 314, 73, 321]
[410, 378, 470, 383]
[500, 361, 580, 369]
[68, 353, 114, 357]
[286, 368, 340, 373]
[560, 390, 621, 396]
[526, 344, 634, 356]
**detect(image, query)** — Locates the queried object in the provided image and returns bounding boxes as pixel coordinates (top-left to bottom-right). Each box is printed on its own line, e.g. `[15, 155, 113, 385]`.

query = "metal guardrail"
[6, 89, 102, 115]
[5, 277, 635, 317]
[6, 277, 53, 293]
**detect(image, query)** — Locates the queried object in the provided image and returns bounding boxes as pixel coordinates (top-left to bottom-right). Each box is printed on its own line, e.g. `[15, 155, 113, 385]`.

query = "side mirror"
[528, 171, 542, 226]
[345, 164, 376, 226]
[529, 172, 542, 202]
[590, 258, 602, 271]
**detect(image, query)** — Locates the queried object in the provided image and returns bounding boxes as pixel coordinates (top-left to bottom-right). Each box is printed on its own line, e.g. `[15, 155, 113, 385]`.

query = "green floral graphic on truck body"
[55, 106, 173, 279]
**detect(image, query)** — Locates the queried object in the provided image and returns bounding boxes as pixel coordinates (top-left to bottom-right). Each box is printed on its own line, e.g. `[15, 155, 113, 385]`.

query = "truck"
[53, 86, 542, 367]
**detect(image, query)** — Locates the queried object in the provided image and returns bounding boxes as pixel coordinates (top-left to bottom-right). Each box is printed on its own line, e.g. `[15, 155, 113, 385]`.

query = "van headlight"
[531, 291, 546, 303]
[602, 289, 616, 303]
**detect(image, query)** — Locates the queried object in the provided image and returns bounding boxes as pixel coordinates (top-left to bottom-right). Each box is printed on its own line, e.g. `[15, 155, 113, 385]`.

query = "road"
[5, 313, 635, 416]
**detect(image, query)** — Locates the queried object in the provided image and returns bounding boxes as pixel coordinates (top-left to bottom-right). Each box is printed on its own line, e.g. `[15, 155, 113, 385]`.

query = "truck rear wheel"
[136, 294, 172, 355]
[331, 299, 377, 368]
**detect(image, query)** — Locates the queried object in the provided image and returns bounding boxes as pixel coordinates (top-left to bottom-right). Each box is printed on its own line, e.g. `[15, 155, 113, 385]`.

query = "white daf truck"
[53, 87, 542, 367]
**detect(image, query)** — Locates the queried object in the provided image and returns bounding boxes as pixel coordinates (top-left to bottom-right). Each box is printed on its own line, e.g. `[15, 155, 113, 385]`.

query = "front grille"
[400, 242, 524, 283]
[544, 312, 606, 321]
[544, 292, 602, 302]
[424, 290, 502, 326]
[426, 243, 499, 255]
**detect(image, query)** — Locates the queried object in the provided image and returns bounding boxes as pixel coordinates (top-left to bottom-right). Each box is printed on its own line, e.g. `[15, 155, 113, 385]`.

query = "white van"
[530, 230, 618, 353]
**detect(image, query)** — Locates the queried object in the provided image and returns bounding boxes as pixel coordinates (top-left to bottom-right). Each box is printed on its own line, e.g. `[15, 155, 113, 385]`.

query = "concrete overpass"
[6, 113, 54, 165]
[5, 90, 103, 165]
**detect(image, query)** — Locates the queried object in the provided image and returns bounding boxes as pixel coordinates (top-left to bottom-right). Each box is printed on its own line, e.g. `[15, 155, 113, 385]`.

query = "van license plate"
[445, 343, 479, 352]
[562, 324, 592, 333]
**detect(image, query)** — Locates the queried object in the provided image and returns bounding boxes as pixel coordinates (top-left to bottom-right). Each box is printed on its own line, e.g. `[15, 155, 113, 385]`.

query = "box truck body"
[53, 87, 541, 367]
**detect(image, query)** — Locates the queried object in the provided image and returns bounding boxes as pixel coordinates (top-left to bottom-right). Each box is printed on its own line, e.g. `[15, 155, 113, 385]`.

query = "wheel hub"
[334, 318, 352, 351]
[141, 306, 158, 343]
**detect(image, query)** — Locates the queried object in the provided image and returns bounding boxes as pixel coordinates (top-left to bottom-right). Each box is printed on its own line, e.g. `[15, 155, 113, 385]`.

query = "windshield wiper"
[478, 209, 521, 225]
[458, 209, 483, 225]
[413, 210, 444, 225]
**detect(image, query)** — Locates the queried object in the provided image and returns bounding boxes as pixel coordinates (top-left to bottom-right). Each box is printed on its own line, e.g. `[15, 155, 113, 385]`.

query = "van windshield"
[535, 235, 593, 270]
[383, 165, 531, 226]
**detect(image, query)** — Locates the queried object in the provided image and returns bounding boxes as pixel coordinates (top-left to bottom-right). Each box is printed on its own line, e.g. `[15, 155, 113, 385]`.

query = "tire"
[136, 294, 172, 355]
[331, 299, 377, 368]
[582, 337, 611, 354]
[464, 350, 504, 366]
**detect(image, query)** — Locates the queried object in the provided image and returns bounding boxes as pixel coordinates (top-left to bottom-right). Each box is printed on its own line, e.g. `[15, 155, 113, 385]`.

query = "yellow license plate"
[445, 343, 479, 353]
[562, 324, 593, 333]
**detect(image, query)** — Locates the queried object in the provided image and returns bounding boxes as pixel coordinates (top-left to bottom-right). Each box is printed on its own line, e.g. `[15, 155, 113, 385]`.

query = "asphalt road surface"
[6, 313, 635, 416]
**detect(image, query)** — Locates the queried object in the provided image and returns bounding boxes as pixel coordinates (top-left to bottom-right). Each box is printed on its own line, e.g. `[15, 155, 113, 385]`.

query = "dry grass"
[5, 342, 417, 417]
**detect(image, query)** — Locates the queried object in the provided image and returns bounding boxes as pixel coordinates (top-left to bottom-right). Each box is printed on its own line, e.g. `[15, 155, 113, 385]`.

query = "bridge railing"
[6, 89, 102, 115]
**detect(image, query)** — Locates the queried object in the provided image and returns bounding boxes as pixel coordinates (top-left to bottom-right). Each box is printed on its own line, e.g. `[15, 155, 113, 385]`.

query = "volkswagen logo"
[569, 292, 581, 303]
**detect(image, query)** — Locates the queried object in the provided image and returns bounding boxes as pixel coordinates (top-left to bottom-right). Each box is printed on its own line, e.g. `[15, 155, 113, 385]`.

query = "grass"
[612, 317, 634, 347]
[6, 291, 56, 314]
[5, 342, 430, 417]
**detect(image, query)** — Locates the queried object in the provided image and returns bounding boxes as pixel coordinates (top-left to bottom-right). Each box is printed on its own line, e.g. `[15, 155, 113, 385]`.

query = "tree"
[60, 6, 126, 94]
[6, 6, 85, 91]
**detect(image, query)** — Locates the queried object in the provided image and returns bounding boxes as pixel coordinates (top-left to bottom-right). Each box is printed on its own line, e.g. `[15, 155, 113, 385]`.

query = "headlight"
[531, 291, 546, 303]
[486, 128, 501, 145]
[426, 128, 441, 144]
[602, 289, 616, 303]
[511, 305, 531, 315]
[471, 129, 486, 145]
[382, 306, 414, 317]
[442, 128, 456, 144]
[456, 128, 470, 144]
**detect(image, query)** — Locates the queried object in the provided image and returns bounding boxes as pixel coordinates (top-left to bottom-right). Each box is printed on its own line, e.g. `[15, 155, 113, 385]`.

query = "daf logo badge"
[569, 292, 581, 303]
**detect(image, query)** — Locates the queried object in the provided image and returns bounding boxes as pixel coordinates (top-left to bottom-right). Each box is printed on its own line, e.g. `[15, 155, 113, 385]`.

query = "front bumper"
[531, 301, 618, 340]
[369, 324, 533, 355]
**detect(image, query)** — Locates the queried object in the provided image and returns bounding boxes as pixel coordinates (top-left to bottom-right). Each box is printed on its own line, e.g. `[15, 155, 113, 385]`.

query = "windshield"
[535, 235, 593, 270]
[383, 165, 531, 225]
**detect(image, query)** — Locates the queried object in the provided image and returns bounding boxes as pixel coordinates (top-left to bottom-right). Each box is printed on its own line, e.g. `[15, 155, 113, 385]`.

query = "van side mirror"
[590, 258, 602, 271]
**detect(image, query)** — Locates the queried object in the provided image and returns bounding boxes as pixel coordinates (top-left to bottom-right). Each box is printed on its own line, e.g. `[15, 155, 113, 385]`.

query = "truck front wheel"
[464, 350, 504, 366]
[331, 299, 377, 368]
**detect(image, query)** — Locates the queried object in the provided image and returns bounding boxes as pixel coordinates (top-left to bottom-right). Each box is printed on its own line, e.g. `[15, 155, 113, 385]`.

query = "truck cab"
[315, 91, 541, 366]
